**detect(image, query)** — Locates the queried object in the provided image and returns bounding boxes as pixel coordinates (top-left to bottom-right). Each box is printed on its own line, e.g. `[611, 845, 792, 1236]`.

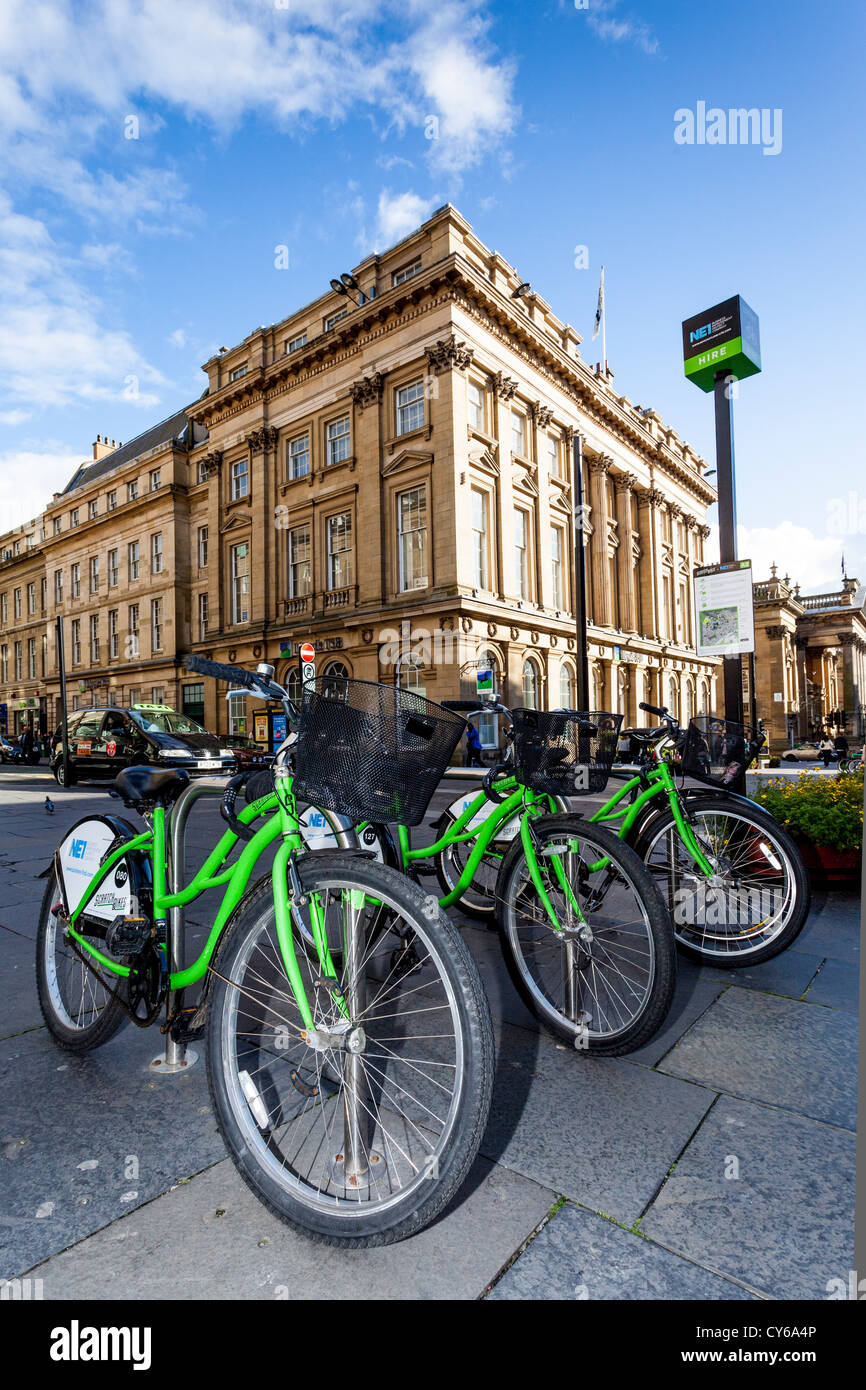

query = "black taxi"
[50, 703, 236, 787]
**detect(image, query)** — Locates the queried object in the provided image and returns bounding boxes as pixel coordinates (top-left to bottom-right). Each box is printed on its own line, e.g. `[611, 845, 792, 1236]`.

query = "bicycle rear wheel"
[496, 816, 676, 1055]
[207, 855, 493, 1247]
[35, 875, 127, 1050]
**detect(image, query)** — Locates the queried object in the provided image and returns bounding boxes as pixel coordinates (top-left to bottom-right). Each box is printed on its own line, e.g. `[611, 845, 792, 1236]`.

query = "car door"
[70, 711, 104, 779]
[100, 709, 132, 776]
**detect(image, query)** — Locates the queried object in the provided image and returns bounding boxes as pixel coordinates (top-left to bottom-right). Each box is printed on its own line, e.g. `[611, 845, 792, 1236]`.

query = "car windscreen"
[129, 710, 208, 736]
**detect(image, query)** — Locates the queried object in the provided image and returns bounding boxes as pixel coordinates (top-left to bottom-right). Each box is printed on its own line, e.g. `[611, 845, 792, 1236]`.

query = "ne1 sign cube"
[682, 295, 761, 392]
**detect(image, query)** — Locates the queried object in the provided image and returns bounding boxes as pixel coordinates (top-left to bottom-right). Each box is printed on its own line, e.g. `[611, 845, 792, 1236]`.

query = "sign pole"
[713, 370, 747, 792]
[56, 616, 70, 789]
[571, 433, 591, 710]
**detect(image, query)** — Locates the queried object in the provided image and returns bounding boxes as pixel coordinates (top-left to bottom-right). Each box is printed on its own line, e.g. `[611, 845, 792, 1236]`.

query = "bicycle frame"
[590, 759, 715, 875]
[393, 777, 588, 928]
[59, 781, 342, 1031]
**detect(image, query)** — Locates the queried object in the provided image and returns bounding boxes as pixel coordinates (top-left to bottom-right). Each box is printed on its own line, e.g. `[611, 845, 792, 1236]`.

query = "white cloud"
[167, 328, 187, 349]
[704, 519, 857, 592]
[584, 1, 661, 57]
[0, 192, 167, 411]
[375, 189, 439, 246]
[0, 449, 84, 532]
[0, 409, 31, 425]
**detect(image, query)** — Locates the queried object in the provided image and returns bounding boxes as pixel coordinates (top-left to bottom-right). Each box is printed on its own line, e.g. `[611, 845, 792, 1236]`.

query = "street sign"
[682, 295, 761, 392]
[299, 642, 316, 692]
[693, 559, 755, 657]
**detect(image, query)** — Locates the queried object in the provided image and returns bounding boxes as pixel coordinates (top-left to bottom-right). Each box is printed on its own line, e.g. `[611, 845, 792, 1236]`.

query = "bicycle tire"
[35, 875, 128, 1051]
[207, 856, 493, 1246]
[635, 794, 811, 966]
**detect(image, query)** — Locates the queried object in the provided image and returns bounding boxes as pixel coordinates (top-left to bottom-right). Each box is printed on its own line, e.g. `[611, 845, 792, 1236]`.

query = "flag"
[592, 265, 605, 340]
[842, 552, 846, 580]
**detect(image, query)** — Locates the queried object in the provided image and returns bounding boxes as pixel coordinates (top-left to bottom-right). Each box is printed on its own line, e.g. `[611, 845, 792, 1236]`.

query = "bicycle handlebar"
[184, 654, 299, 721]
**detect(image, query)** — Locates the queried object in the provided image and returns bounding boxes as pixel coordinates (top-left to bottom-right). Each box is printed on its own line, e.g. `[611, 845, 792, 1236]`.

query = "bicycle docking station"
[148, 776, 229, 1076]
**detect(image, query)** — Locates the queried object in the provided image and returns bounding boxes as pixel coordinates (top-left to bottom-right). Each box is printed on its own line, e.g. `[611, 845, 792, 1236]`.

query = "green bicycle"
[287, 695, 677, 1056]
[592, 703, 811, 966]
[36, 658, 494, 1248]
[432, 697, 810, 968]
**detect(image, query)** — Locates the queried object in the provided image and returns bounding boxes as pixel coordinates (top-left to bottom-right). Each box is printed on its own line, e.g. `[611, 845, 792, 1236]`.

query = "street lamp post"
[571, 433, 591, 711]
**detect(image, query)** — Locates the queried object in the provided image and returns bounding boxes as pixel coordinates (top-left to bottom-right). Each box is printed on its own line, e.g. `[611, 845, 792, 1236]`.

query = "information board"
[693, 559, 755, 657]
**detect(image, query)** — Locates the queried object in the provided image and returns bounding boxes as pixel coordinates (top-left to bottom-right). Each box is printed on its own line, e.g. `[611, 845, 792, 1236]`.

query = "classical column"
[587, 455, 612, 629]
[837, 633, 858, 728]
[635, 486, 665, 640]
[614, 471, 638, 632]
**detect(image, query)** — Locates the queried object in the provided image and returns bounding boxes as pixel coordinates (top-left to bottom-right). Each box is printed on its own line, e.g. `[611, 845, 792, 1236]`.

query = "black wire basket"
[510, 709, 624, 796]
[681, 715, 764, 787]
[292, 677, 467, 826]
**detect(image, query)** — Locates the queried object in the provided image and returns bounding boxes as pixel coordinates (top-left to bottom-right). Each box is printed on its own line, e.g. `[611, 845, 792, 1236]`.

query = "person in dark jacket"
[834, 732, 849, 757]
[465, 722, 485, 767]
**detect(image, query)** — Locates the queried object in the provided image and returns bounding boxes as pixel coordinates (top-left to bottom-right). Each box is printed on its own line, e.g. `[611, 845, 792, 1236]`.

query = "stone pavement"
[0, 765, 858, 1300]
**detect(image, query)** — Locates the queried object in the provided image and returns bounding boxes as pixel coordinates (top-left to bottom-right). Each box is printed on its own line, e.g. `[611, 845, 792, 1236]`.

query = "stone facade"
[0, 204, 720, 743]
[752, 569, 866, 748]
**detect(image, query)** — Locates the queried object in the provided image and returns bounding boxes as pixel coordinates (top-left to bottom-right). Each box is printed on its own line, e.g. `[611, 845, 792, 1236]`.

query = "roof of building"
[59, 409, 207, 498]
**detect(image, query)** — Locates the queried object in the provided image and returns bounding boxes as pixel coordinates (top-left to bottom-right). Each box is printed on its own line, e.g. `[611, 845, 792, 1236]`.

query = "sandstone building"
[1, 205, 722, 746]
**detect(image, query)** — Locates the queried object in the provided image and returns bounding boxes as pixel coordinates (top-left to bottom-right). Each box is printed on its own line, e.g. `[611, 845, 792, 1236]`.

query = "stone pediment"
[381, 446, 434, 477]
[467, 441, 499, 477]
[220, 510, 252, 535]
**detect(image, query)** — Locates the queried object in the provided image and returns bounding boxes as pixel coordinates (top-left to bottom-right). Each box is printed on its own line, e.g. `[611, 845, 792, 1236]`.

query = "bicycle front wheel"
[496, 816, 676, 1055]
[639, 794, 811, 966]
[207, 855, 493, 1247]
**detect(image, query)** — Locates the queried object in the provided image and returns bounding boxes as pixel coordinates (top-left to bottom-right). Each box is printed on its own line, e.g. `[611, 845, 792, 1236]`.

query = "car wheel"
[53, 760, 76, 787]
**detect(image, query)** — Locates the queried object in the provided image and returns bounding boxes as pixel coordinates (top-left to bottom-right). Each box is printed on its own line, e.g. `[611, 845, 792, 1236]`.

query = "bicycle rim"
[645, 808, 797, 959]
[42, 879, 119, 1031]
[502, 823, 656, 1043]
[218, 876, 465, 1221]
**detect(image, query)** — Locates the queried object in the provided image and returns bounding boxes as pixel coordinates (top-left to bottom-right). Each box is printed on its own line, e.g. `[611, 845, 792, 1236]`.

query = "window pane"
[326, 417, 351, 466]
[396, 380, 425, 435]
[289, 435, 310, 479]
[397, 486, 428, 591]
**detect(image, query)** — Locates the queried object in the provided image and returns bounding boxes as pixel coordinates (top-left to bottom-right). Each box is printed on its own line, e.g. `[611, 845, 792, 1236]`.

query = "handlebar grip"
[639, 701, 668, 718]
[221, 773, 256, 842]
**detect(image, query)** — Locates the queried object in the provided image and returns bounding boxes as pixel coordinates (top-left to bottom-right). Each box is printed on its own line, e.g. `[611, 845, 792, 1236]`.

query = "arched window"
[685, 680, 695, 723]
[559, 661, 576, 710]
[323, 660, 349, 679]
[286, 666, 302, 706]
[667, 676, 678, 720]
[522, 659, 539, 709]
[399, 654, 426, 699]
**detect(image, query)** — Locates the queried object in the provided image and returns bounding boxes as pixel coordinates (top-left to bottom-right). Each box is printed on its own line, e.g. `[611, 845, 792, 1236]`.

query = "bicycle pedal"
[411, 862, 438, 877]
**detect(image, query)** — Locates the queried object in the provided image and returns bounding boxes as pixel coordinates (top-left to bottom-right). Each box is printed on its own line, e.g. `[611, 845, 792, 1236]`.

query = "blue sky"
[0, 0, 863, 589]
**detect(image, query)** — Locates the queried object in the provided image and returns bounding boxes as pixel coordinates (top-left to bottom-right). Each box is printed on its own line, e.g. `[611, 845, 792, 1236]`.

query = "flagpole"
[601, 265, 606, 372]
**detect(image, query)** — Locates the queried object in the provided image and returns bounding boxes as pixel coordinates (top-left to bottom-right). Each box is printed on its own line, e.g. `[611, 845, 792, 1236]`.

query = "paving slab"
[0, 1024, 224, 1279]
[480, 1022, 715, 1226]
[626, 965, 726, 1068]
[803, 957, 861, 1015]
[641, 1096, 855, 1300]
[790, 892, 861, 965]
[488, 1200, 757, 1300]
[659, 986, 858, 1129]
[28, 1154, 554, 1300]
[699, 950, 823, 999]
[0, 925, 43, 1037]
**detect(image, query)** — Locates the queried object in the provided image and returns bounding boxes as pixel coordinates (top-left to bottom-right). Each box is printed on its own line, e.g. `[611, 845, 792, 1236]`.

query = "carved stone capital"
[587, 454, 611, 477]
[764, 625, 787, 641]
[613, 470, 637, 494]
[683, 512, 698, 530]
[350, 372, 385, 409]
[201, 450, 223, 478]
[492, 371, 519, 401]
[246, 426, 278, 453]
[529, 401, 554, 428]
[424, 334, 474, 375]
[698, 523, 712, 540]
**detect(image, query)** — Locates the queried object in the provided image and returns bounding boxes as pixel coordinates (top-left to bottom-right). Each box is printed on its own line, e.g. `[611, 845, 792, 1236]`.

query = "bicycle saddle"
[112, 765, 190, 807]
